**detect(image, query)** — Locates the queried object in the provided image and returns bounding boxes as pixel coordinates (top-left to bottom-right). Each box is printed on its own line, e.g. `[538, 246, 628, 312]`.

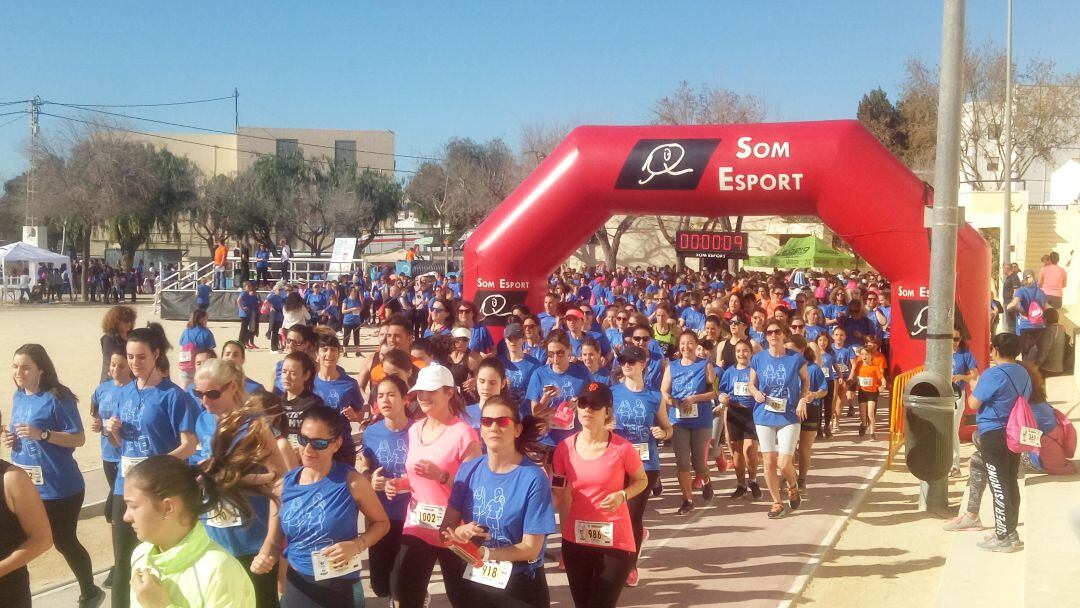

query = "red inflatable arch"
[463, 121, 990, 373]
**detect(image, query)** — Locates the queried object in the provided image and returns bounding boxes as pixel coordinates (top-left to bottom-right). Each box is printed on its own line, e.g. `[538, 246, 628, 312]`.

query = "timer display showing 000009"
[675, 231, 749, 258]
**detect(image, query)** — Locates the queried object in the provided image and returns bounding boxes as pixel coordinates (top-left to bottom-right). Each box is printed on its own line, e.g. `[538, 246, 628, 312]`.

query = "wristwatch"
[40, 429, 51, 442]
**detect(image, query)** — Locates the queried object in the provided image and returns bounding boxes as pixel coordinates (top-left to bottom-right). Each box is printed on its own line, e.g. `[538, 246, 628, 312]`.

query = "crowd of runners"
[0, 260, 1074, 607]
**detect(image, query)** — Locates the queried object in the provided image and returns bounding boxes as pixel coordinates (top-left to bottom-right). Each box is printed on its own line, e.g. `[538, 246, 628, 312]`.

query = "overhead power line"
[0, 114, 26, 129]
[0, 110, 29, 118]
[38, 111, 417, 175]
[43, 100, 443, 162]
[40, 94, 236, 109]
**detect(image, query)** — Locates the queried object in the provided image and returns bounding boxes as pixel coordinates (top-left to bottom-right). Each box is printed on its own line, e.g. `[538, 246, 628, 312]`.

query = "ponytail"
[128, 323, 173, 373]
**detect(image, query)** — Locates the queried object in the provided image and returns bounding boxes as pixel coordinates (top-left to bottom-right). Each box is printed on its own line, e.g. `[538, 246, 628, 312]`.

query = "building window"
[988, 123, 1002, 140]
[986, 158, 999, 172]
[276, 139, 299, 157]
[335, 140, 357, 167]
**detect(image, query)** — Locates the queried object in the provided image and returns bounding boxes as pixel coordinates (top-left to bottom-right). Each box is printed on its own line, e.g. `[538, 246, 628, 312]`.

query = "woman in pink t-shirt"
[387, 364, 481, 607]
[552, 382, 648, 608]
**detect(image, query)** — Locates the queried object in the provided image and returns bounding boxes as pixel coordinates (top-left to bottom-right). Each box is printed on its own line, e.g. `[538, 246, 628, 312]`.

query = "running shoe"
[823, 427, 833, 438]
[78, 587, 106, 608]
[788, 486, 802, 511]
[626, 568, 640, 587]
[715, 454, 730, 474]
[847, 405, 855, 417]
[949, 466, 963, 478]
[749, 480, 763, 500]
[976, 533, 1023, 553]
[729, 485, 749, 500]
[796, 478, 807, 492]
[943, 513, 983, 531]
[816, 430, 824, 439]
[858, 424, 866, 436]
[692, 475, 704, 490]
[103, 568, 114, 589]
[768, 502, 786, 519]
[702, 483, 714, 502]
[677, 500, 695, 515]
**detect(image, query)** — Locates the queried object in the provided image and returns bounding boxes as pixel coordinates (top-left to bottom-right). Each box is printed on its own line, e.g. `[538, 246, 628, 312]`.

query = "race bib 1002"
[408, 503, 446, 529]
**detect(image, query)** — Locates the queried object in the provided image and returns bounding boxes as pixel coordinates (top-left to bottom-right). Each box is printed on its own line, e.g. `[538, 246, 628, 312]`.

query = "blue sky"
[1, 1, 1076, 182]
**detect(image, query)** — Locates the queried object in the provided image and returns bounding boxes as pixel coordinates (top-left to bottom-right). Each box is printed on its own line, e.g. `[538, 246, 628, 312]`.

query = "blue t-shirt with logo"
[818, 349, 837, 385]
[831, 345, 857, 380]
[1013, 286, 1047, 333]
[972, 363, 1031, 434]
[568, 331, 612, 360]
[114, 379, 199, 495]
[313, 373, 364, 414]
[179, 326, 216, 350]
[360, 419, 411, 521]
[680, 307, 707, 332]
[667, 358, 713, 430]
[449, 457, 556, 576]
[719, 366, 755, 409]
[342, 297, 363, 326]
[281, 461, 360, 579]
[524, 364, 591, 446]
[749, 349, 806, 427]
[611, 384, 663, 472]
[952, 350, 978, 394]
[9, 391, 85, 500]
[644, 351, 666, 392]
[496, 353, 542, 410]
[807, 362, 828, 408]
[92, 380, 125, 463]
[196, 284, 212, 305]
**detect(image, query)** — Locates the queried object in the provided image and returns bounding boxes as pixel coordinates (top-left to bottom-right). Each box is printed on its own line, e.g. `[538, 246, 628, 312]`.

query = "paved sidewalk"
[34, 414, 888, 607]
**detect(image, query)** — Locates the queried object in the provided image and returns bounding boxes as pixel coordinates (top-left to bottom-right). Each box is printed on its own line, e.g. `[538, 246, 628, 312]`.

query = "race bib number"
[1019, 427, 1043, 448]
[575, 520, 614, 547]
[552, 402, 576, 430]
[733, 382, 750, 397]
[178, 351, 193, 363]
[121, 456, 148, 478]
[675, 401, 698, 419]
[764, 395, 787, 414]
[633, 442, 650, 461]
[409, 503, 446, 529]
[17, 464, 43, 486]
[311, 549, 362, 581]
[858, 376, 873, 388]
[463, 559, 513, 589]
[207, 504, 243, 528]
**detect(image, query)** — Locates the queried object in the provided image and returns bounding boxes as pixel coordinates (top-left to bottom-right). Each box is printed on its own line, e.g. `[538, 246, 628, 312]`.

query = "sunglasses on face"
[616, 316, 628, 321]
[766, 329, 784, 336]
[431, 307, 446, 312]
[576, 399, 607, 411]
[480, 416, 514, 428]
[458, 309, 471, 314]
[791, 323, 805, 329]
[285, 339, 305, 346]
[296, 434, 336, 450]
[192, 383, 230, 400]
[548, 349, 568, 357]
[631, 336, 650, 343]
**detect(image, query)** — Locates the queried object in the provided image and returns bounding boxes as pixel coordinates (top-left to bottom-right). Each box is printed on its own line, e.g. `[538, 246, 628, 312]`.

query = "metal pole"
[234, 88, 239, 134]
[1000, 0, 1014, 267]
[923, 0, 966, 513]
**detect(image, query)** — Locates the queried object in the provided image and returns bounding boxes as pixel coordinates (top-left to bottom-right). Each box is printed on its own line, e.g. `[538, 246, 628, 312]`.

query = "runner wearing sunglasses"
[442, 396, 556, 607]
[525, 330, 591, 450]
[552, 383, 648, 608]
[610, 345, 671, 587]
[466, 358, 509, 436]
[275, 405, 389, 606]
[662, 331, 718, 515]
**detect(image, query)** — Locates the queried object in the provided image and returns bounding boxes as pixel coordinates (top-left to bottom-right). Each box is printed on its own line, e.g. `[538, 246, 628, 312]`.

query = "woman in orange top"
[851, 346, 887, 439]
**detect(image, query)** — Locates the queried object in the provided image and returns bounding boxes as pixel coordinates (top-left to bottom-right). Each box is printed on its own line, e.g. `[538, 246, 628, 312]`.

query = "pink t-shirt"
[552, 433, 643, 553]
[1039, 264, 1067, 297]
[402, 417, 479, 546]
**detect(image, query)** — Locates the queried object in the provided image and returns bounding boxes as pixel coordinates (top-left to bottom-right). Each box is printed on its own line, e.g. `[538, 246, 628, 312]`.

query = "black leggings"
[240, 313, 259, 344]
[561, 540, 634, 608]
[103, 461, 118, 524]
[341, 324, 361, 352]
[820, 383, 835, 433]
[460, 569, 550, 608]
[390, 535, 468, 608]
[980, 428, 1021, 539]
[368, 518, 404, 597]
[628, 470, 659, 567]
[111, 498, 139, 608]
[234, 554, 280, 608]
[44, 491, 96, 597]
[282, 566, 361, 607]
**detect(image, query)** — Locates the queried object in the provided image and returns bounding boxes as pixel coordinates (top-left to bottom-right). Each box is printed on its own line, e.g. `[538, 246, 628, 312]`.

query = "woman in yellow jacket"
[122, 407, 279, 607]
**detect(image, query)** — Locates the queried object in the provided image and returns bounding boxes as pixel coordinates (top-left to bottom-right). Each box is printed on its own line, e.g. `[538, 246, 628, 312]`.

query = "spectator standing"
[213, 239, 229, 290]
[1037, 251, 1068, 309]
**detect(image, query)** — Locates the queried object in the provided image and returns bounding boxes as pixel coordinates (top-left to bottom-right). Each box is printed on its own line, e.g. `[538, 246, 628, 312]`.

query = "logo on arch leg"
[476, 289, 529, 326]
[615, 139, 720, 190]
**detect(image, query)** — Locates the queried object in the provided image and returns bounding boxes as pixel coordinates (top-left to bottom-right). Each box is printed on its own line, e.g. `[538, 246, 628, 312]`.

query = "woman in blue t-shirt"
[749, 319, 810, 520]
[813, 332, 838, 438]
[719, 339, 763, 500]
[579, 337, 612, 385]
[969, 333, 1031, 552]
[341, 286, 365, 356]
[829, 327, 857, 435]
[786, 336, 829, 496]
[525, 330, 591, 449]
[191, 358, 288, 606]
[466, 359, 509, 435]
[443, 395, 556, 607]
[661, 330, 718, 515]
[178, 309, 217, 389]
[313, 334, 364, 426]
[950, 330, 980, 476]
[276, 405, 390, 606]
[6, 344, 103, 605]
[91, 351, 132, 565]
[361, 376, 413, 600]
[236, 280, 262, 350]
[611, 345, 671, 586]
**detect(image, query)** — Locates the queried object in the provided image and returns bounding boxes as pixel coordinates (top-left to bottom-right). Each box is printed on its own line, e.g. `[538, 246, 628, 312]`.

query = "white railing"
[160, 256, 368, 291]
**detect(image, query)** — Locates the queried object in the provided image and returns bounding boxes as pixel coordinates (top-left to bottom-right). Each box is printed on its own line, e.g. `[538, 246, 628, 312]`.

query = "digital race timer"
[674, 230, 750, 259]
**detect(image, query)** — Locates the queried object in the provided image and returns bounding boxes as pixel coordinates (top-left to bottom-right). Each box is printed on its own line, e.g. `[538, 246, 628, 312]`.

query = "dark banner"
[615, 139, 720, 190]
[897, 299, 969, 340]
[160, 290, 268, 323]
[475, 289, 529, 326]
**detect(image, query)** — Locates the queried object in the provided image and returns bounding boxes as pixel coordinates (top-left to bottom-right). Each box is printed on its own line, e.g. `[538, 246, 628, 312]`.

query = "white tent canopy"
[0, 242, 70, 266]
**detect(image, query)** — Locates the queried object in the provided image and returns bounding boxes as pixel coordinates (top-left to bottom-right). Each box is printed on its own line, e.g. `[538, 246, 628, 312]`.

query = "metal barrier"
[887, 366, 924, 468]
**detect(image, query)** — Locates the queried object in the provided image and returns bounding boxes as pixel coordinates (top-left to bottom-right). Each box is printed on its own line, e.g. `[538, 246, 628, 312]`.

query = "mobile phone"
[543, 384, 557, 393]
[552, 474, 567, 489]
[90, 402, 100, 418]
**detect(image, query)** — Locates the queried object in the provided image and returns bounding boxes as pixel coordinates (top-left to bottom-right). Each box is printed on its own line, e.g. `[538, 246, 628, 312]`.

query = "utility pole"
[234, 88, 239, 134]
[1000, 0, 1014, 268]
[25, 96, 40, 224]
[922, 0, 965, 513]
